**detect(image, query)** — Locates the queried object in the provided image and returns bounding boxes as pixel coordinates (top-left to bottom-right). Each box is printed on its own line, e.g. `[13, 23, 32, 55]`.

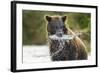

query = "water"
[23, 33, 90, 63]
[23, 45, 51, 63]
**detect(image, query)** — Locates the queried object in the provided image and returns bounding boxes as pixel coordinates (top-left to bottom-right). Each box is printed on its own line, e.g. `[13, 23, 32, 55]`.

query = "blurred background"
[22, 10, 91, 53]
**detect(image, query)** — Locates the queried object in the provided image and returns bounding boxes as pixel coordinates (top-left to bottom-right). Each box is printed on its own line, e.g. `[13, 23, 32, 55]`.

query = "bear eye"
[61, 26, 64, 28]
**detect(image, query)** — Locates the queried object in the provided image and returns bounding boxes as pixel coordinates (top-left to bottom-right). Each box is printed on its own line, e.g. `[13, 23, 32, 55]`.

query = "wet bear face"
[46, 16, 67, 37]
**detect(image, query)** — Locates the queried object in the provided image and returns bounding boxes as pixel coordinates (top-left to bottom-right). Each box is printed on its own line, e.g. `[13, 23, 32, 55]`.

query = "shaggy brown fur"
[46, 15, 87, 61]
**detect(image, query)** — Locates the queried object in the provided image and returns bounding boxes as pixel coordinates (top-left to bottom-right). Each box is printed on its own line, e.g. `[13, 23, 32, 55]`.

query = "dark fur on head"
[46, 16, 68, 37]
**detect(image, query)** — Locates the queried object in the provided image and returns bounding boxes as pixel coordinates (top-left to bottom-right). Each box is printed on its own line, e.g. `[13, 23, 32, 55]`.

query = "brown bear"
[45, 15, 87, 61]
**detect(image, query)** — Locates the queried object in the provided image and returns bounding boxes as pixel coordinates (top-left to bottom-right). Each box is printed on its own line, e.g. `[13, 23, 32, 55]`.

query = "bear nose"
[56, 31, 63, 37]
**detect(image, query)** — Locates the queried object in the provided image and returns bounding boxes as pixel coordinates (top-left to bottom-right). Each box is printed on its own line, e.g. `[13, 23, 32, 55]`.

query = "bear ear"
[46, 16, 51, 22]
[62, 16, 67, 22]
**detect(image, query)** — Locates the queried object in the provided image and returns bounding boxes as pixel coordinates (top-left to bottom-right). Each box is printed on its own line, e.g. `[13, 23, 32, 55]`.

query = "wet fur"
[46, 16, 87, 61]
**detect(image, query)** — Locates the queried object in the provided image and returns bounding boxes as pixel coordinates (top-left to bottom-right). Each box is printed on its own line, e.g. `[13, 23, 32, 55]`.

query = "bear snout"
[56, 31, 64, 37]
